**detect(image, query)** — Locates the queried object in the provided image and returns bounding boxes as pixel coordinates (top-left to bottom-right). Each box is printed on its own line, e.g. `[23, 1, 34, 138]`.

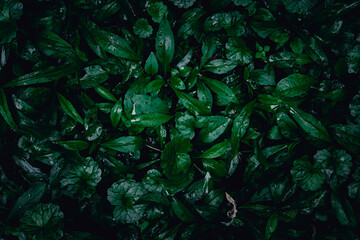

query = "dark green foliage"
[1, 0, 360, 239]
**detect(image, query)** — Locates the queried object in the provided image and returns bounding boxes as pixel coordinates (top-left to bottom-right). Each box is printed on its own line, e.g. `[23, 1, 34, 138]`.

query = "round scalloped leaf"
[60, 157, 102, 200]
[291, 157, 325, 191]
[147, 1, 168, 23]
[169, 0, 196, 9]
[20, 203, 64, 240]
[133, 18, 153, 38]
[107, 179, 147, 224]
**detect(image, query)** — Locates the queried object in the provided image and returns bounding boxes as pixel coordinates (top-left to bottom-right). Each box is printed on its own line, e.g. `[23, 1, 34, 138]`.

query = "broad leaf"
[92, 29, 139, 60]
[156, 18, 175, 75]
[101, 136, 143, 152]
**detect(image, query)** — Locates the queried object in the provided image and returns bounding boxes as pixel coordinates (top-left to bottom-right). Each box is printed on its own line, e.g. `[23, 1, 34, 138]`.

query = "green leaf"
[314, 149, 352, 186]
[178, 8, 206, 40]
[169, 0, 197, 9]
[8, 183, 46, 220]
[275, 74, 315, 98]
[282, 0, 313, 14]
[156, 18, 175, 75]
[291, 157, 325, 191]
[94, 85, 117, 102]
[175, 112, 196, 139]
[110, 99, 123, 128]
[202, 159, 227, 177]
[198, 116, 232, 143]
[200, 36, 216, 68]
[101, 136, 143, 152]
[20, 203, 64, 240]
[161, 136, 192, 178]
[4, 64, 79, 87]
[92, 29, 139, 60]
[170, 76, 186, 90]
[290, 37, 304, 54]
[171, 196, 195, 222]
[37, 30, 77, 60]
[231, 102, 254, 152]
[79, 65, 109, 89]
[0, 89, 16, 128]
[145, 52, 159, 75]
[265, 213, 278, 240]
[171, 86, 211, 116]
[55, 140, 89, 151]
[198, 141, 230, 159]
[331, 124, 360, 153]
[203, 76, 238, 104]
[197, 81, 213, 109]
[130, 113, 173, 127]
[204, 59, 238, 74]
[346, 45, 360, 74]
[107, 179, 147, 224]
[287, 106, 331, 142]
[232, 0, 252, 7]
[133, 18, 153, 38]
[57, 93, 84, 125]
[145, 79, 165, 93]
[225, 38, 253, 65]
[331, 193, 356, 227]
[60, 157, 102, 200]
[251, 65, 276, 86]
[147, 1, 168, 23]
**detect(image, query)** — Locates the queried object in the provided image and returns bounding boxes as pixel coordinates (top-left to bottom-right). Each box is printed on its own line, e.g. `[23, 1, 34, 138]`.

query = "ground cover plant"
[1, 0, 360, 239]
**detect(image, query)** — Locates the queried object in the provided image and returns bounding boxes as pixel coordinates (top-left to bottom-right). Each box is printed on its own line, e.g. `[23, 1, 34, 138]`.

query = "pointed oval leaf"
[130, 113, 173, 127]
[92, 29, 139, 60]
[0, 89, 16, 128]
[171, 196, 195, 222]
[94, 85, 117, 102]
[8, 183, 46, 220]
[55, 140, 89, 151]
[4, 64, 79, 88]
[79, 65, 109, 89]
[204, 59, 238, 74]
[198, 141, 230, 159]
[57, 93, 84, 125]
[171, 85, 211, 116]
[231, 102, 254, 152]
[145, 52, 159, 75]
[156, 18, 175, 75]
[110, 99, 123, 128]
[203, 77, 238, 104]
[101, 136, 143, 153]
[275, 74, 315, 98]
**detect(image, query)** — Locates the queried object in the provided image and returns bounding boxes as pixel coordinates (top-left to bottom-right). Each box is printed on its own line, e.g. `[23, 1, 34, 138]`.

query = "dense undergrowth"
[1, 0, 360, 239]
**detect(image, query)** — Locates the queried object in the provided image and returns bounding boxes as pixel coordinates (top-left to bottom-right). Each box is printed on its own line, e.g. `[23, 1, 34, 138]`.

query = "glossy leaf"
[171, 85, 211, 116]
[79, 65, 109, 89]
[55, 140, 89, 151]
[156, 18, 175, 75]
[110, 99, 123, 128]
[101, 136, 143, 152]
[130, 113, 173, 127]
[94, 85, 117, 102]
[145, 52, 159, 75]
[204, 59, 238, 74]
[8, 183, 46, 220]
[57, 93, 84, 125]
[92, 29, 139, 60]
[0, 89, 16, 128]
[4, 64, 79, 87]
[275, 74, 315, 98]
[198, 141, 230, 159]
[231, 102, 254, 152]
